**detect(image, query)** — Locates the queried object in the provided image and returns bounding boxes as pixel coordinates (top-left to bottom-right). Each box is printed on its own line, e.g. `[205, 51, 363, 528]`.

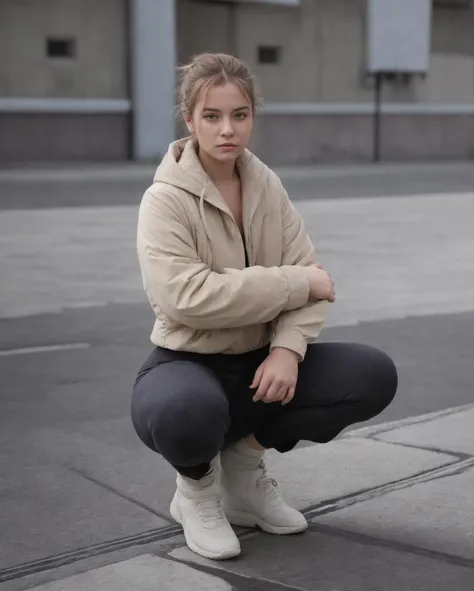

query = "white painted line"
[0, 342, 91, 357]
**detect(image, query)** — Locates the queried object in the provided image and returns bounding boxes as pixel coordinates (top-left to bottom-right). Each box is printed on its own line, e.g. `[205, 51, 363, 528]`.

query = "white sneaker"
[221, 441, 308, 535]
[170, 466, 241, 560]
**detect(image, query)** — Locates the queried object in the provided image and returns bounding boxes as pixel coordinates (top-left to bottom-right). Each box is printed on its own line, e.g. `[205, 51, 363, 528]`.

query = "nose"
[220, 117, 234, 138]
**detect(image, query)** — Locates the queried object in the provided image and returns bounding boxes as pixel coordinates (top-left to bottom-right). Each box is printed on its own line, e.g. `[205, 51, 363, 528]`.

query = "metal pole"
[373, 71, 383, 162]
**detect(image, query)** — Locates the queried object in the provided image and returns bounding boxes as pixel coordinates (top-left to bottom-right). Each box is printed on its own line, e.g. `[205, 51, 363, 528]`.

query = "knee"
[159, 396, 229, 465]
[132, 382, 230, 467]
[359, 345, 398, 415]
[333, 343, 398, 423]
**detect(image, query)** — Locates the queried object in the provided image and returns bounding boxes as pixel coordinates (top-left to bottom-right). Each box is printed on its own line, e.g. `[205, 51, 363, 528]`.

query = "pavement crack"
[370, 436, 473, 461]
[67, 465, 174, 524]
[303, 458, 471, 519]
[308, 523, 474, 570]
[346, 404, 474, 440]
[166, 553, 307, 591]
[419, 458, 474, 481]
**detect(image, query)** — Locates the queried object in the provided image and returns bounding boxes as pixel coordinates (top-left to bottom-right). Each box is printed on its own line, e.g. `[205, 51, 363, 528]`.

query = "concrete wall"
[235, 3, 321, 102]
[177, 0, 234, 63]
[0, 0, 129, 163]
[0, 113, 130, 162]
[1, 0, 474, 163]
[178, 0, 474, 105]
[415, 6, 474, 104]
[177, 0, 474, 163]
[234, 0, 373, 103]
[0, 0, 128, 99]
[254, 112, 474, 165]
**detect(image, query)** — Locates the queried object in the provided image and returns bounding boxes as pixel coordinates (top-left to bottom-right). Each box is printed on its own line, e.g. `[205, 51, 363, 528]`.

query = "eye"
[235, 112, 248, 120]
[204, 114, 218, 121]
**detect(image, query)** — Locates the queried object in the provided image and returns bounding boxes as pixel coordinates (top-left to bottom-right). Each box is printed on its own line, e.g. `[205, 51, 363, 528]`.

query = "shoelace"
[195, 493, 226, 526]
[255, 460, 281, 502]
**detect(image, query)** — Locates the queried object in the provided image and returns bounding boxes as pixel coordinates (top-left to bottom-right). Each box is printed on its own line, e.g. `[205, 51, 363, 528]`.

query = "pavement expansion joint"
[307, 523, 474, 571]
[4, 445, 471, 586]
[166, 552, 308, 591]
[4, 455, 468, 584]
[343, 404, 474, 440]
[66, 466, 175, 524]
[368, 437, 473, 462]
[0, 526, 182, 584]
[303, 457, 471, 520]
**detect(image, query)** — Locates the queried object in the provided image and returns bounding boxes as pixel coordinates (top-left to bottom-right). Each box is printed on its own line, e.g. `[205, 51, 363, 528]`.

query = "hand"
[251, 348, 299, 406]
[306, 264, 335, 303]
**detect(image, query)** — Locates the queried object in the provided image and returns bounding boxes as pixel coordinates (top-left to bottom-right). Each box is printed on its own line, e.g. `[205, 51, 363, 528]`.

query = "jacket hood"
[152, 137, 269, 201]
[153, 137, 204, 198]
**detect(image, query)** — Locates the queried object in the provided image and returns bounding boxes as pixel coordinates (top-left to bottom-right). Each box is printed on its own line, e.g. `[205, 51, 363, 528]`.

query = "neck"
[197, 146, 237, 182]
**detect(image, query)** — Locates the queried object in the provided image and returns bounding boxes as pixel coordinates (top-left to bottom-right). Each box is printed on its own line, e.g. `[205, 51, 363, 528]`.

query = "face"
[185, 82, 253, 163]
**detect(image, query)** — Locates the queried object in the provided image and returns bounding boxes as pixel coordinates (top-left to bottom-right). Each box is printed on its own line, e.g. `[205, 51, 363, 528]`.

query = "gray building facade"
[1, 0, 473, 165]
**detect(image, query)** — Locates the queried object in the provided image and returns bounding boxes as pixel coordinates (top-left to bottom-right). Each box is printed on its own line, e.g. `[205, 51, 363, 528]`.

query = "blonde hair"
[178, 53, 261, 120]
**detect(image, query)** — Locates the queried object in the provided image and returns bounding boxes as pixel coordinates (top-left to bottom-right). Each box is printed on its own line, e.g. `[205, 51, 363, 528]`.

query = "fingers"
[250, 363, 264, 390]
[251, 355, 298, 404]
[254, 377, 295, 404]
[261, 381, 288, 404]
[252, 372, 273, 402]
[281, 385, 296, 406]
[316, 265, 336, 297]
[259, 381, 280, 404]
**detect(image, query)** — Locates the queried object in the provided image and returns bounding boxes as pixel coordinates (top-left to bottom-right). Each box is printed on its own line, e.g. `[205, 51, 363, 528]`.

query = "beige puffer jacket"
[136, 138, 327, 360]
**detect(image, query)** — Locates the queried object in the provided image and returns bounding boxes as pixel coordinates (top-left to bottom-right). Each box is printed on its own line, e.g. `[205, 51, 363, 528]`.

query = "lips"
[218, 144, 237, 148]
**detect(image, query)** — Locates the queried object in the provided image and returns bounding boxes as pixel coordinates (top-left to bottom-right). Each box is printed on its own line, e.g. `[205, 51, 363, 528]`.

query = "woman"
[132, 53, 397, 560]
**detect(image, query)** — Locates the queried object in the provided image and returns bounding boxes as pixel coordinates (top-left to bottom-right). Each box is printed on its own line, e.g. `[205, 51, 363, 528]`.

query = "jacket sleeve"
[269, 181, 328, 361]
[136, 188, 310, 330]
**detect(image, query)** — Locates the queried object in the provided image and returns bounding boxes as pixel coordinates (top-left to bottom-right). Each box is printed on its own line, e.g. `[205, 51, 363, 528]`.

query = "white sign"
[367, 0, 432, 73]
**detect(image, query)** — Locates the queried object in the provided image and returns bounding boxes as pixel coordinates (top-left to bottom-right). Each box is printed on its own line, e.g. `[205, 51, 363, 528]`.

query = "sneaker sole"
[225, 508, 308, 535]
[170, 498, 241, 560]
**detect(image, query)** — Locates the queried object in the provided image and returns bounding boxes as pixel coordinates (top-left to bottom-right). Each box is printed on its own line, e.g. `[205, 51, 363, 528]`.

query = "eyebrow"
[202, 106, 250, 113]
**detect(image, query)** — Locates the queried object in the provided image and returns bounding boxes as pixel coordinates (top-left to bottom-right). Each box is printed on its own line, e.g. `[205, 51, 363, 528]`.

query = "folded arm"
[270, 181, 328, 361]
[137, 189, 311, 330]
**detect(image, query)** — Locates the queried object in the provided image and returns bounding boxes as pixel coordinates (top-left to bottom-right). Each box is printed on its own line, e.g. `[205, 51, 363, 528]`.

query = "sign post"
[366, 0, 432, 162]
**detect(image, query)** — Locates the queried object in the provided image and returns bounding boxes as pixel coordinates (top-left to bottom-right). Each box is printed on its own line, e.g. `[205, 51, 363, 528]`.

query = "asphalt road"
[0, 160, 473, 210]
[2, 302, 473, 435]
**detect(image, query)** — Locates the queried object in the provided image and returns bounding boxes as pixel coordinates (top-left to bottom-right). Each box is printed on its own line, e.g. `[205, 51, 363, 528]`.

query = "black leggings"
[131, 342, 398, 479]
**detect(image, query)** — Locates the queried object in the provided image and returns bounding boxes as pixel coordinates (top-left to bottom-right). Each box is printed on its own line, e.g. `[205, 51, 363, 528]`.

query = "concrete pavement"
[1, 192, 474, 323]
[1, 406, 473, 590]
[1, 165, 473, 589]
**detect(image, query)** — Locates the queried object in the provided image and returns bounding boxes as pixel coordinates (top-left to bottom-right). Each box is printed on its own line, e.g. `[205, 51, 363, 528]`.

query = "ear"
[183, 112, 194, 135]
